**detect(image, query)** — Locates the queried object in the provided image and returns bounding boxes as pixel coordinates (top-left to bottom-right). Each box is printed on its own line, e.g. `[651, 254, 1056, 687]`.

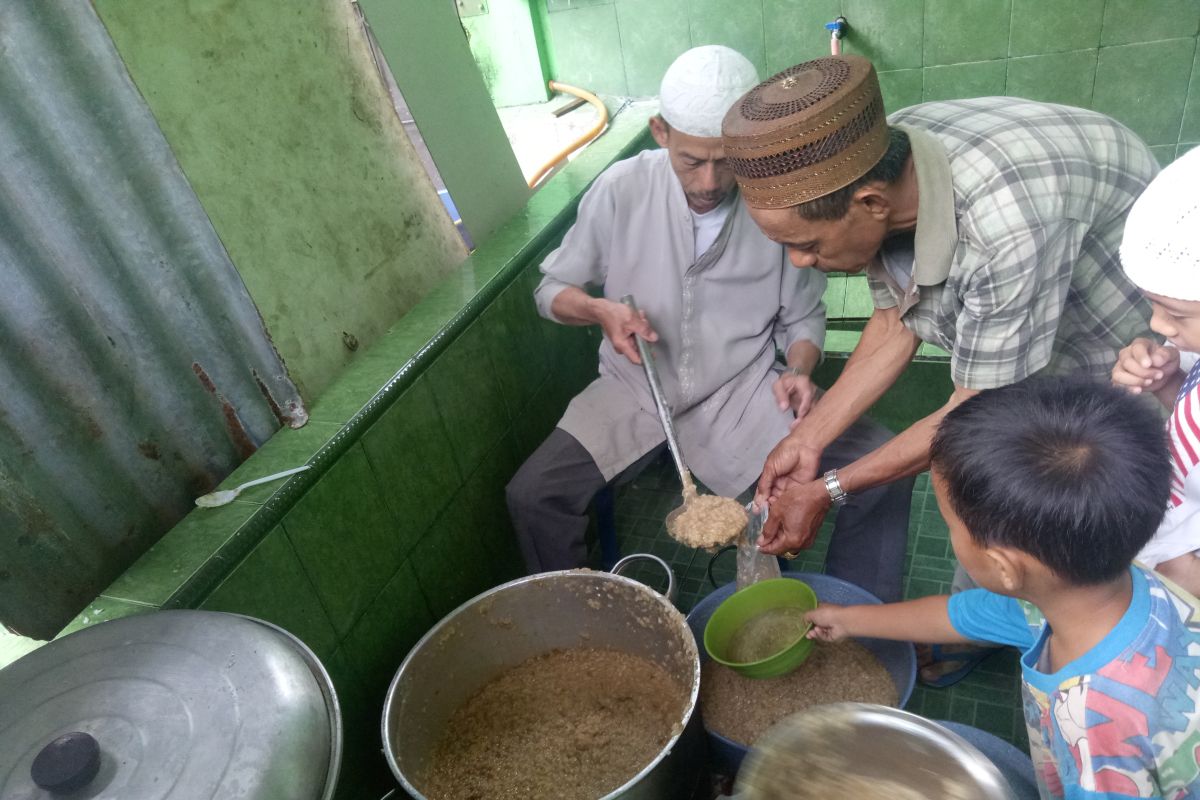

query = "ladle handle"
[611, 553, 678, 605]
[620, 295, 690, 490]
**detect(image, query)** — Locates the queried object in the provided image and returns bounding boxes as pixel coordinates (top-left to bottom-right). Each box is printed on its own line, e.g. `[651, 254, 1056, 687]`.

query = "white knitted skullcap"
[659, 46, 760, 139]
[1121, 147, 1200, 301]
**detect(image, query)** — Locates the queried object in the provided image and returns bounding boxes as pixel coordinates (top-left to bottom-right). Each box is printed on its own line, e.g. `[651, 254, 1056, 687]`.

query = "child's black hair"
[930, 376, 1171, 585]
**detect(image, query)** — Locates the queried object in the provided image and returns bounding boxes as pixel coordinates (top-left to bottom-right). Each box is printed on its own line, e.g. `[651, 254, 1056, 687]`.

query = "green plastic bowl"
[703, 578, 818, 679]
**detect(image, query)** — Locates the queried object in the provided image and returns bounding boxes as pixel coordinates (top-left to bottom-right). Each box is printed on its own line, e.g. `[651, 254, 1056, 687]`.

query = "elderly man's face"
[746, 201, 889, 274]
[650, 117, 736, 215]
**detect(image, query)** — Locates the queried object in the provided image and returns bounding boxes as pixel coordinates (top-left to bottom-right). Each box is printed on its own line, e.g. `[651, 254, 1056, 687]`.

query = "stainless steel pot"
[382, 554, 704, 799]
[737, 703, 1018, 799]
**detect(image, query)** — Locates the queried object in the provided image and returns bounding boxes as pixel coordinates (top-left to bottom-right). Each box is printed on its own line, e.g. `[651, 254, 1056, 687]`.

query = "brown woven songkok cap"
[722, 55, 888, 209]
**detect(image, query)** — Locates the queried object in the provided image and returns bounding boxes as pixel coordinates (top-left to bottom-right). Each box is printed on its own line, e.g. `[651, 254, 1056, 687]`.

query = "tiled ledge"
[68, 108, 657, 635]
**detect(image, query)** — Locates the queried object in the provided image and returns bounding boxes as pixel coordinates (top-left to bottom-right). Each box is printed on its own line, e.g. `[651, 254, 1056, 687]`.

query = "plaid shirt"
[868, 98, 1156, 389]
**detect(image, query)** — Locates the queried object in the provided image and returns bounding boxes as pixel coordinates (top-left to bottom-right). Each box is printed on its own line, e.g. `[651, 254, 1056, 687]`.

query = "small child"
[1112, 146, 1200, 597]
[805, 377, 1200, 799]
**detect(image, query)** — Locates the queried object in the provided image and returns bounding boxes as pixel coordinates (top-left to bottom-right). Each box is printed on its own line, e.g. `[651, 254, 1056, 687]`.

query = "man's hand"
[593, 298, 658, 365]
[772, 371, 818, 421]
[754, 435, 822, 506]
[1111, 338, 1180, 396]
[805, 604, 849, 642]
[757, 478, 831, 555]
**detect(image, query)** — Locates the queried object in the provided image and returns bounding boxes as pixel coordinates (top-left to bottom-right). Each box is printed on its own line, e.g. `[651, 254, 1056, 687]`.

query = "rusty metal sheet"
[0, 1, 306, 638]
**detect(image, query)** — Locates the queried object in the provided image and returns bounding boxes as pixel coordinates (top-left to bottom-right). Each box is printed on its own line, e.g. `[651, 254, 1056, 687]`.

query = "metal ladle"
[621, 295, 747, 548]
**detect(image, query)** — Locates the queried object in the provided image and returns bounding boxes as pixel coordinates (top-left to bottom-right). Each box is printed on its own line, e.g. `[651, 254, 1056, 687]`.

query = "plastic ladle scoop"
[194, 465, 311, 508]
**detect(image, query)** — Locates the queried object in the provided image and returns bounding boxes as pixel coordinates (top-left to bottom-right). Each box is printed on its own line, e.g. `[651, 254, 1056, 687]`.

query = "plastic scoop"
[621, 295, 747, 549]
[194, 465, 311, 507]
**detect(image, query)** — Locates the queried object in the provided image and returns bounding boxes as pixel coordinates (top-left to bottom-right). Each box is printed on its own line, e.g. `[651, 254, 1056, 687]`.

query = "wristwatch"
[823, 469, 849, 507]
[785, 366, 806, 378]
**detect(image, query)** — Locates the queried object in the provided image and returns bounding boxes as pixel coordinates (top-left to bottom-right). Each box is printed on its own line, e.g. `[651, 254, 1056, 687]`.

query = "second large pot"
[382, 554, 704, 799]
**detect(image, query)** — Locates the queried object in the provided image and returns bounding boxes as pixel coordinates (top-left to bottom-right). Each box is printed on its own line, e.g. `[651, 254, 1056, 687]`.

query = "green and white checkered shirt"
[868, 97, 1156, 390]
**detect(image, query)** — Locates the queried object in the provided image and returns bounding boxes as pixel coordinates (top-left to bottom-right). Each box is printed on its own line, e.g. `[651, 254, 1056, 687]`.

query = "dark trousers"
[506, 417, 914, 603]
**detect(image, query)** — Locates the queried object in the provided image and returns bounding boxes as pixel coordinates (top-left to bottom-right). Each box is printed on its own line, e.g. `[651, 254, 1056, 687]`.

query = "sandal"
[917, 643, 999, 688]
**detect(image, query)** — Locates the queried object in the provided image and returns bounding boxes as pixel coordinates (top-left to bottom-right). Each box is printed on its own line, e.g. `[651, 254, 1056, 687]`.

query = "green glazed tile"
[923, 0, 1012, 65]
[360, 376, 462, 552]
[1150, 144, 1178, 166]
[459, 432, 527, 584]
[512, 376, 573, 459]
[904, 577, 945, 598]
[1101, 0, 1200, 46]
[878, 69, 924, 112]
[282, 444, 405, 635]
[426, 316, 512, 479]
[613, 0, 690, 96]
[58, 596, 157, 638]
[1009, 0, 1104, 56]
[481, 281, 551, 419]
[948, 693, 978, 724]
[915, 536, 948, 558]
[1182, 48, 1200, 141]
[688, 0, 767, 77]
[103, 500, 261, 606]
[1093, 39, 1196, 146]
[821, 277, 848, 319]
[842, 0, 923, 71]
[842, 276, 877, 318]
[341, 559, 435, 698]
[546, 5, 629, 95]
[922, 60, 1008, 103]
[306, 346, 409, 425]
[1005, 50, 1097, 108]
[410, 493, 500, 619]
[200, 525, 339, 659]
[210, 421, 344, 505]
[1182, 143, 1200, 158]
[974, 699, 1019, 739]
[764, 0, 842, 74]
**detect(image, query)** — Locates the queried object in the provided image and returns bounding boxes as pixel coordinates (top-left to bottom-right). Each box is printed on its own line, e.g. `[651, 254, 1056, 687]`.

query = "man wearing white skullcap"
[507, 46, 914, 604]
[1112, 146, 1200, 596]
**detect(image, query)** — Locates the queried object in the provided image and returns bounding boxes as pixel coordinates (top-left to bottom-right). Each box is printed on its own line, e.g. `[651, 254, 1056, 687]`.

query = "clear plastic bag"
[736, 502, 781, 589]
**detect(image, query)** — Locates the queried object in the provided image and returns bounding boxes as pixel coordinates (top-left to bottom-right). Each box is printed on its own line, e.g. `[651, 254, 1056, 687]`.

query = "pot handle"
[610, 553, 677, 605]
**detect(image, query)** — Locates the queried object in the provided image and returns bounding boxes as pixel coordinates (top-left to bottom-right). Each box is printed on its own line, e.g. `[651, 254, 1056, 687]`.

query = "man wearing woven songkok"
[507, 46, 914, 603]
[727, 54, 1156, 685]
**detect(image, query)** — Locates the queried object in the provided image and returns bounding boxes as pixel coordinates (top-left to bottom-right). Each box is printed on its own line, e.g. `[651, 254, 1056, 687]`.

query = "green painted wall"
[462, 0, 551, 107]
[539, 0, 1200, 161]
[359, 0, 533, 240]
[92, 0, 470, 402]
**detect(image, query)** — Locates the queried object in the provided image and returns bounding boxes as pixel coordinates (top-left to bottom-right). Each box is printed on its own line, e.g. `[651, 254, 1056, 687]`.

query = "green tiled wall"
[540, 0, 1200, 161]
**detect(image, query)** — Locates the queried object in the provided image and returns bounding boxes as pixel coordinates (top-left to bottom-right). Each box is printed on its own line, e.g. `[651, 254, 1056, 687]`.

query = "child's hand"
[1112, 338, 1180, 395]
[805, 604, 849, 642]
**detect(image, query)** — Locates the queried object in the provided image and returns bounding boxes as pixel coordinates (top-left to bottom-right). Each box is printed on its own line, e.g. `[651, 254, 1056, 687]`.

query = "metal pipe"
[527, 80, 609, 188]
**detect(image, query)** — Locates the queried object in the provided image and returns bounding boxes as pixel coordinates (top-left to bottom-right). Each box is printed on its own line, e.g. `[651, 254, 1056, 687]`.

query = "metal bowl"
[737, 703, 1018, 799]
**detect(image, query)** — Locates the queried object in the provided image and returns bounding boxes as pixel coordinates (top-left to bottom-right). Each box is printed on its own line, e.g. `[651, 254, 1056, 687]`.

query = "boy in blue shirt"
[805, 377, 1200, 798]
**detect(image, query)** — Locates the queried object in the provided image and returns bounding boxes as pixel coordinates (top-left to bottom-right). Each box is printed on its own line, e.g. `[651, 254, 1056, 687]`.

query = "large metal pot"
[382, 554, 704, 799]
[0, 610, 341, 800]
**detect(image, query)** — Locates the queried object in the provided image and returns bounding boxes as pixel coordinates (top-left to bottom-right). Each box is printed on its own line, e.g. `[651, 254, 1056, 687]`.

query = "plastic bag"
[736, 502, 781, 589]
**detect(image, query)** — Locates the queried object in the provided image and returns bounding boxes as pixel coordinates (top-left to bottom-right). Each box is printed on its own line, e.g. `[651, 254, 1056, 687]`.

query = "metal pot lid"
[0, 610, 341, 800]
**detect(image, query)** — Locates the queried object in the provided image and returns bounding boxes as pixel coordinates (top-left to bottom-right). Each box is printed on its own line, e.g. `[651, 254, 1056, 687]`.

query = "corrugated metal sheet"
[0, 1, 306, 638]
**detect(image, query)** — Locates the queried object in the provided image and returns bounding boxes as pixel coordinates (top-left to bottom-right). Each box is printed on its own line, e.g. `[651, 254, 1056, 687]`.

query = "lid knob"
[31, 731, 101, 793]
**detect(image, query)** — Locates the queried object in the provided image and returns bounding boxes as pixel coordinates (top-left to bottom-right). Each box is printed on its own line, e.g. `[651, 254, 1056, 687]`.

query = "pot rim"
[381, 568, 701, 799]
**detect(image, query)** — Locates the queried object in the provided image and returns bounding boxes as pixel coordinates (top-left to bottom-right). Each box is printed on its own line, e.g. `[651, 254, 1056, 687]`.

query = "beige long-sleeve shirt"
[535, 148, 827, 495]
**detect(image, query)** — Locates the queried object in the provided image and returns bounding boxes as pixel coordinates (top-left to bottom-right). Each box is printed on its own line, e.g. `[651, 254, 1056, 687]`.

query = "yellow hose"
[527, 80, 609, 188]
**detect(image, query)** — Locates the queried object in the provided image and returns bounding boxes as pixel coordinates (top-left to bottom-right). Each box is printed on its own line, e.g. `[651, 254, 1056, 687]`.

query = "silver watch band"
[823, 469, 849, 507]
